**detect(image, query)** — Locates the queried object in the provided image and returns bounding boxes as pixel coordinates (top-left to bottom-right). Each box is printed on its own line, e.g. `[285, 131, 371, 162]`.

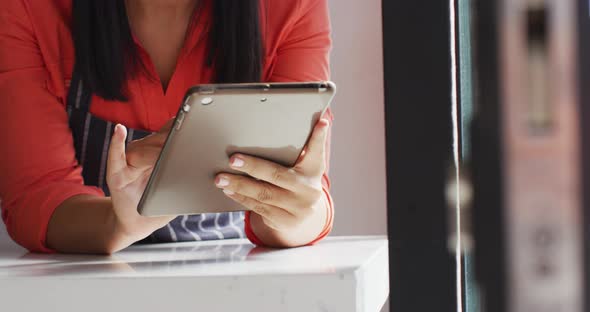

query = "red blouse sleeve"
[245, 0, 334, 246]
[0, 0, 104, 252]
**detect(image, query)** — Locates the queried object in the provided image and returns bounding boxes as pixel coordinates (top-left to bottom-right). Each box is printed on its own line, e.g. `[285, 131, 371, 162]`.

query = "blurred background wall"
[328, 0, 387, 236]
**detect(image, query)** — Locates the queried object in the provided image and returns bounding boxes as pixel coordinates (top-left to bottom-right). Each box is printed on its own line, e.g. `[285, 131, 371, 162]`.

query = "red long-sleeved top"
[0, 0, 334, 252]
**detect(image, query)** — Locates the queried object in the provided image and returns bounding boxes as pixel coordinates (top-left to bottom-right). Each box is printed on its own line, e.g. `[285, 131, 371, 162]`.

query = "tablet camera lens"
[201, 97, 213, 105]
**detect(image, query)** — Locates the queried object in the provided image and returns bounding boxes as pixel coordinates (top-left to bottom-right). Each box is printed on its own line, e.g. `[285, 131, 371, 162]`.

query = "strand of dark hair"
[209, 1, 263, 84]
[72, 0, 263, 101]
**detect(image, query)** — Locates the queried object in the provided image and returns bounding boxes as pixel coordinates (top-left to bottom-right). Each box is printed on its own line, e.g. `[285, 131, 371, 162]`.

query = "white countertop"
[0, 236, 389, 312]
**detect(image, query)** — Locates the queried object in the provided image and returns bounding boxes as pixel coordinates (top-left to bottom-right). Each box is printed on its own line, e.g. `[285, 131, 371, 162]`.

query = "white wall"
[328, 0, 387, 236]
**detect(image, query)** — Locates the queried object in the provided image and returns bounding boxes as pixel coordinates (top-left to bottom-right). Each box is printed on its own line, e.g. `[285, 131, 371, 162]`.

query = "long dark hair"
[72, 1, 263, 101]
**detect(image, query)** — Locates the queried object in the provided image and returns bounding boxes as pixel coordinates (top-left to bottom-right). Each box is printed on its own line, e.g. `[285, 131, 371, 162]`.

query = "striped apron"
[66, 69, 245, 243]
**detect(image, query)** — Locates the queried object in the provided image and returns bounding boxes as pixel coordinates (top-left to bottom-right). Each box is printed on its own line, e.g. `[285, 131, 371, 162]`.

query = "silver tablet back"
[138, 82, 336, 216]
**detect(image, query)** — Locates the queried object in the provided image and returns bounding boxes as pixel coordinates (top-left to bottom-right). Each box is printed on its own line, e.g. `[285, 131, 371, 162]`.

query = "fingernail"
[223, 189, 235, 196]
[114, 124, 127, 138]
[230, 156, 245, 168]
[216, 176, 230, 187]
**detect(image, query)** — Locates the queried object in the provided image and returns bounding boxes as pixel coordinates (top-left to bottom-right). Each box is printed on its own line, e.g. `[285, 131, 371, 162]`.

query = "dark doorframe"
[382, 1, 459, 311]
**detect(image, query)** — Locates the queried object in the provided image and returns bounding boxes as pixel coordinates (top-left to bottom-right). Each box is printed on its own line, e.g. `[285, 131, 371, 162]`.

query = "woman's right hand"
[106, 120, 177, 249]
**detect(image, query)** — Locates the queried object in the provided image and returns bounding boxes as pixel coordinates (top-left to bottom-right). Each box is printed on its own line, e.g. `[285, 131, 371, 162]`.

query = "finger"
[134, 128, 169, 147]
[108, 124, 140, 190]
[107, 124, 128, 176]
[139, 132, 168, 146]
[297, 119, 329, 175]
[158, 118, 175, 134]
[131, 118, 174, 147]
[228, 154, 300, 191]
[295, 148, 307, 163]
[222, 191, 296, 230]
[215, 174, 305, 213]
[126, 145, 164, 169]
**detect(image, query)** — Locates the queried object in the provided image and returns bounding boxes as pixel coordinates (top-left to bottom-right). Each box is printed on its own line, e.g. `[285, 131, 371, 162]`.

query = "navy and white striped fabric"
[66, 70, 245, 243]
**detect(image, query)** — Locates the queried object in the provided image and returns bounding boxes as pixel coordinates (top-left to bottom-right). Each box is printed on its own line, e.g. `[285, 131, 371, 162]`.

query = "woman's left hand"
[214, 119, 330, 247]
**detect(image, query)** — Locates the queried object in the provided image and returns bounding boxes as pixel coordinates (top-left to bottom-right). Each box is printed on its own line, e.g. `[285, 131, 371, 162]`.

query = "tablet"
[137, 81, 336, 216]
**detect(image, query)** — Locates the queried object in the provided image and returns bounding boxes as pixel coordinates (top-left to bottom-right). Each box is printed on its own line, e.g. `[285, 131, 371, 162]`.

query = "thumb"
[297, 118, 329, 176]
[107, 124, 129, 183]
